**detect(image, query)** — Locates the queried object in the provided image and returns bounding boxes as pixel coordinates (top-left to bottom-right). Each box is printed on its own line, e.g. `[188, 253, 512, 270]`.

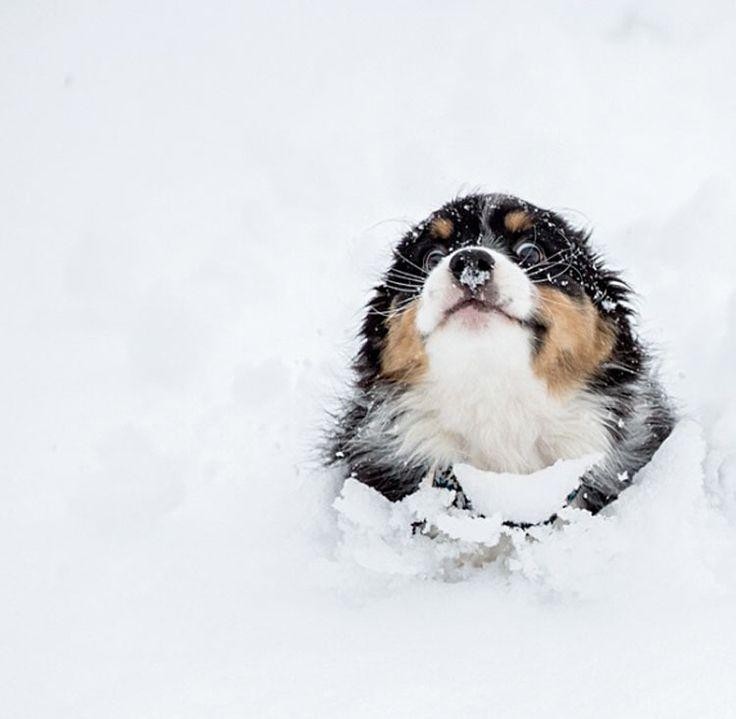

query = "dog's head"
[360, 194, 634, 395]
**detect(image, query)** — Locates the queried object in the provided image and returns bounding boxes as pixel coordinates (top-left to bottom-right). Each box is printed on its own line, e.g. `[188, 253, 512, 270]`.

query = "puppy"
[328, 193, 674, 522]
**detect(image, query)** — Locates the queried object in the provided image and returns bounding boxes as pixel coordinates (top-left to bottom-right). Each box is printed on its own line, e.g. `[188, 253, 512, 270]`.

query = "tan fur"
[504, 210, 533, 233]
[430, 217, 454, 239]
[380, 301, 428, 383]
[533, 287, 616, 394]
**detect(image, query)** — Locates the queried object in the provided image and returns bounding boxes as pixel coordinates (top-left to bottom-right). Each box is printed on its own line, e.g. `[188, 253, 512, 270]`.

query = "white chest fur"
[395, 316, 611, 472]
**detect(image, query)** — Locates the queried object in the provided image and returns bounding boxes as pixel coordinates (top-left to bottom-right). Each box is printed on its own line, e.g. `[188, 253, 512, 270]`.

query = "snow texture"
[459, 265, 491, 291]
[454, 452, 602, 523]
[2, 2, 736, 717]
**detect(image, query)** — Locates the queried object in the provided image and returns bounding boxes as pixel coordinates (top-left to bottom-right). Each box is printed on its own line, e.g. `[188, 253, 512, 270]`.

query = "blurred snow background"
[2, 1, 736, 716]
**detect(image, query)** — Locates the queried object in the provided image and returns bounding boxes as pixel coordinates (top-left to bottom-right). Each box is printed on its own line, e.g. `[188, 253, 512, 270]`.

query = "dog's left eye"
[514, 241, 544, 266]
[423, 249, 446, 271]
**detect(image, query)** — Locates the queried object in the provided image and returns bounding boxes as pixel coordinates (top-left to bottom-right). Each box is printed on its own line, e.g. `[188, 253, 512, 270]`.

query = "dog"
[327, 193, 674, 523]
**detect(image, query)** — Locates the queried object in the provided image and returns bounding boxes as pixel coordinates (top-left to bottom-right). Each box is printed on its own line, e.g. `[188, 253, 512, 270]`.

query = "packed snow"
[2, 1, 736, 717]
[453, 453, 601, 522]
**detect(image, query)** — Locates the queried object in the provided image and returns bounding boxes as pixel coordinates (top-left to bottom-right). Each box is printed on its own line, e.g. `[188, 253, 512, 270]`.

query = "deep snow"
[2, 1, 736, 717]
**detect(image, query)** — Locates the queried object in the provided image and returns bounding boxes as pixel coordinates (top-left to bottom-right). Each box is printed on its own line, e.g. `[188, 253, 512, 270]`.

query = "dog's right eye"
[424, 249, 446, 272]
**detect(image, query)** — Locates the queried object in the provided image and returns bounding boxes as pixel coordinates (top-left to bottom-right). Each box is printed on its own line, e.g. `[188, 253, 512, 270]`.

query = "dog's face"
[373, 194, 627, 395]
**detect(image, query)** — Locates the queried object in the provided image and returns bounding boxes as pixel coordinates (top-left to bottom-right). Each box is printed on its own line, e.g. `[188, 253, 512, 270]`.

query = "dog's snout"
[449, 248, 495, 292]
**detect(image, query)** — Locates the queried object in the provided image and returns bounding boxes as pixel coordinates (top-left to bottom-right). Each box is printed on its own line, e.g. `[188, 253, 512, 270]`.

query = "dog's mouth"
[445, 297, 523, 326]
[446, 297, 493, 316]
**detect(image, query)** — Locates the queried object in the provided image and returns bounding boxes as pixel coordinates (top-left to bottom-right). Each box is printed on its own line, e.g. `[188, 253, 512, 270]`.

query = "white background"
[2, 2, 736, 717]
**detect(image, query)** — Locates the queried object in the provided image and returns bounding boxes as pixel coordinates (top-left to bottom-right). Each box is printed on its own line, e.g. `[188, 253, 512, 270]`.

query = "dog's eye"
[514, 241, 544, 266]
[423, 249, 446, 271]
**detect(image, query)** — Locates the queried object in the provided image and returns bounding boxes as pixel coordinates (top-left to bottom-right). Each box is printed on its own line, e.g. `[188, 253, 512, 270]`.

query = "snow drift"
[2, 1, 736, 717]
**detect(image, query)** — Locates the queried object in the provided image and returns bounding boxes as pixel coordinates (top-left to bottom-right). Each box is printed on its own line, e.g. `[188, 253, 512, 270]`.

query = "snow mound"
[455, 452, 602, 524]
[334, 479, 504, 579]
[334, 421, 732, 596]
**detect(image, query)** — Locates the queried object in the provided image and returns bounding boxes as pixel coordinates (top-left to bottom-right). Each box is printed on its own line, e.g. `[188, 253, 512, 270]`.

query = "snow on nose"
[459, 265, 491, 292]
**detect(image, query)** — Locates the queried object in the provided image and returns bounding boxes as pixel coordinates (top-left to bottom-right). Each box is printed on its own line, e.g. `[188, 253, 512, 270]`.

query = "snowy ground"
[2, 2, 736, 717]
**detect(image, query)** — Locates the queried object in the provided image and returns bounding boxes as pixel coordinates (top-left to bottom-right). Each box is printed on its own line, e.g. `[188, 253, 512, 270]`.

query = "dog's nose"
[449, 248, 494, 292]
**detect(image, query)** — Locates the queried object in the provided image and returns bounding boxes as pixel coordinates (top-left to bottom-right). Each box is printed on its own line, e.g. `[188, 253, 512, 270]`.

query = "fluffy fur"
[327, 193, 674, 521]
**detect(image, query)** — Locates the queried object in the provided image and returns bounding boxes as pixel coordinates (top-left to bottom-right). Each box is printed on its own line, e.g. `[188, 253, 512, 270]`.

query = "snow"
[454, 453, 602, 523]
[2, 1, 736, 717]
[459, 265, 491, 291]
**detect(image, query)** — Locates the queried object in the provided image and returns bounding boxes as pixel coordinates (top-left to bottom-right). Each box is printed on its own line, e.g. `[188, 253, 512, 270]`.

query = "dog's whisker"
[530, 265, 575, 285]
[385, 274, 424, 285]
[392, 249, 429, 276]
[385, 278, 423, 287]
[524, 249, 575, 275]
[387, 275, 425, 287]
[384, 283, 423, 293]
[367, 298, 418, 318]
[528, 254, 579, 285]
[388, 270, 426, 283]
[523, 248, 571, 274]
[527, 247, 569, 267]
[389, 265, 427, 278]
